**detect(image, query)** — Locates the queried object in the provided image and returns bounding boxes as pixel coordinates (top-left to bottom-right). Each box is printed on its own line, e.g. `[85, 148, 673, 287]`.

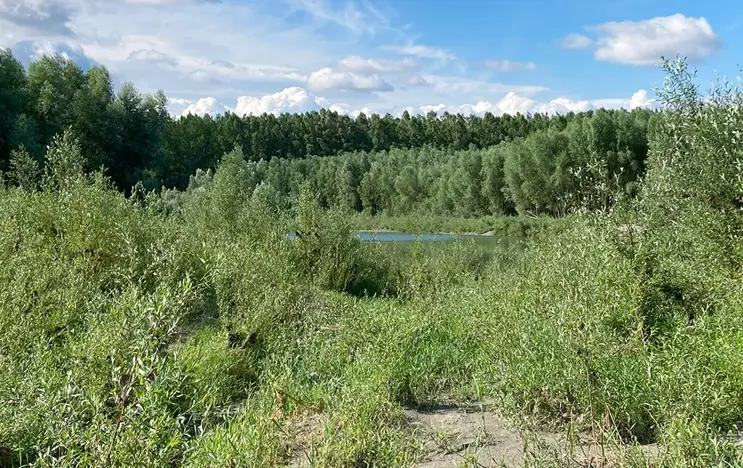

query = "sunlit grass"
[4, 58, 743, 467]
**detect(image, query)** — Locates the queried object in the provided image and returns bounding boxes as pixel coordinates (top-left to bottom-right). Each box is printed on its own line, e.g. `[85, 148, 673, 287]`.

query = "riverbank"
[350, 213, 567, 238]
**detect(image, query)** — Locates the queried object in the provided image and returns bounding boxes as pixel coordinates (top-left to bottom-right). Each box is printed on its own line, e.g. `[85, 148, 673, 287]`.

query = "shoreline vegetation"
[3, 56, 743, 466]
[350, 214, 566, 238]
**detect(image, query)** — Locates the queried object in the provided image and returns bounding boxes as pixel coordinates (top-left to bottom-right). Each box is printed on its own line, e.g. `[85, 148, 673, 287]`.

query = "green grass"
[2, 176, 742, 466]
[3, 59, 743, 467]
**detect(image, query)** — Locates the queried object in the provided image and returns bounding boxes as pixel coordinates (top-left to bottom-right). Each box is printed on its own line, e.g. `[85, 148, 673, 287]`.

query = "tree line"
[1, 49, 657, 215]
[164, 105, 652, 218]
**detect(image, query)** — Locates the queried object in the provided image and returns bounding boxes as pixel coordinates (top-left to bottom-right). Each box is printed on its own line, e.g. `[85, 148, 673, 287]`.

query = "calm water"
[358, 231, 495, 242]
[286, 231, 515, 244]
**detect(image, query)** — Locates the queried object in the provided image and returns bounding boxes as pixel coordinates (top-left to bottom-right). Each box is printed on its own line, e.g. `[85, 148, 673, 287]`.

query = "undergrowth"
[2, 58, 743, 467]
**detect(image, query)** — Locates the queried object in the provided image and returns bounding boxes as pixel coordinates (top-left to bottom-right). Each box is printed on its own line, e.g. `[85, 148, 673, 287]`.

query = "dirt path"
[286, 402, 661, 467]
[404, 402, 661, 467]
[405, 404, 529, 467]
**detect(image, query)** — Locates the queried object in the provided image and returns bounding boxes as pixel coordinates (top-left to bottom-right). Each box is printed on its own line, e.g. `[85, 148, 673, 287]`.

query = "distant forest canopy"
[0, 50, 659, 216]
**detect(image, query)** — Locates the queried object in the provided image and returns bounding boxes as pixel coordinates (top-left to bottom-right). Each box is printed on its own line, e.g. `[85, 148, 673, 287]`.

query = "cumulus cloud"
[594, 14, 720, 65]
[331, 90, 659, 118]
[409, 89, 659, 117]
[307, 67, 393, 92]
[169, 88, 322, 117]
[484, 59, 538, 72]
[233, 86, 322, 116]
[628, 89, 660, 110]
[337, 55, 418, 74]
[167, 97, 192, 116]
[563, 14, 721, 66]
[383, 44, 455, 61]
[178, 97, 230, 116]
[173, 85, 661, 121]
[560, 33, 593, 49]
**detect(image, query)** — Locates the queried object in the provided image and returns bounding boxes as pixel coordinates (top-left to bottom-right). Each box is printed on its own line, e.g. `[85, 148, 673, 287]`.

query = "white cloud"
[11, 39, 98, 68]
[120, 0, 219, 4]
[324, 101, 374, 117]
[337, 55, 418, 74]
[279, 0, 390, 36]
[383, 44, 455, 61]
[307, 67, 393, 92]
[128, 48, 177, 65]
[0, 0, 76, 37]
[179, 85, 659, 121]
[594, 14, 720, 65]
[182, 60, 306, 84]
[560, 33, 593, 49]
[407, 75, 429, 86]
[80, 32, 308, 84]
[34, 1, 339, 98]
[629, 89, 660, 110]
[409, 89, 659, 117]
[421, 74, 547, 96]
[169, 87, 322, 117]
[233, 86, 321, 116]
[564, 14, 721, 66]
[180, 97, 230, 116]
[167, 97, 192, 115]
[485, 59, 538, 72]
[1, 0, 670, 126]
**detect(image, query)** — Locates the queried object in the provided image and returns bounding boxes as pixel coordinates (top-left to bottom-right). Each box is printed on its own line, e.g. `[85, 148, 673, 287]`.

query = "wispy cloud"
[484, 59, 538, 72]
[420, 74, 547, 96]
[337, 55, 418, 74]
[279, 0, 389, 36]
[128, 48, 177, 66]
[559, 33, 594, 49]
[383, 44, 455, 62]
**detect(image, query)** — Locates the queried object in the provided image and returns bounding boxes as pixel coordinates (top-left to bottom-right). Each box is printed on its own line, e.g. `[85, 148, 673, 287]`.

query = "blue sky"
[0, 0, 739, 117]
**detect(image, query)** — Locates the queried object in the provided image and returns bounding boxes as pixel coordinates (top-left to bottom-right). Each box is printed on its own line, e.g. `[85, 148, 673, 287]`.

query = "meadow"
[2, 58, 743, 467]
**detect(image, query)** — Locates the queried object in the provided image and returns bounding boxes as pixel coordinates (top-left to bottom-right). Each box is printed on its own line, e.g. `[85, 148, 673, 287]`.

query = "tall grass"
[2, 58, 743, 467]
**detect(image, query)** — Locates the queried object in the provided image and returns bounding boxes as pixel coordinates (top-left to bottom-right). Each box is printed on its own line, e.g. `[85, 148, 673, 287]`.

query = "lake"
[286, 231, 519, 245]
[358, 231, 497, 242]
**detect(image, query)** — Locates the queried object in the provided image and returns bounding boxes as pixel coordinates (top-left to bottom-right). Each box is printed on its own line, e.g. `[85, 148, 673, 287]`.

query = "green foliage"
[0, 48, 655, 213]
[0, 48, 27, 168]
[7, 146, 40, 191]
[42, 129, 86, 192]
[5, 55, 743, 467]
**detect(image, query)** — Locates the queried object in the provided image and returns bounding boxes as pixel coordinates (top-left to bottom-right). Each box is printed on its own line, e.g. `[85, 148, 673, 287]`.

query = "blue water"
[286, 231, 497, 243]
[358, 231, 492, 242]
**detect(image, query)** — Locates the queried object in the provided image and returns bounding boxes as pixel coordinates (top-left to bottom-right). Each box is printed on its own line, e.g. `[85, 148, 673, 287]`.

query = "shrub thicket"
[2, 58, 743, 466]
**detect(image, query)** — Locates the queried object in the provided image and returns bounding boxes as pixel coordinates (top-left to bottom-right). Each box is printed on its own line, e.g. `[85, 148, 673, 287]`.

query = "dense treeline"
[164, 108, 652, 218]
[5, 57, 743, 466]
[1, 49, 656, 209]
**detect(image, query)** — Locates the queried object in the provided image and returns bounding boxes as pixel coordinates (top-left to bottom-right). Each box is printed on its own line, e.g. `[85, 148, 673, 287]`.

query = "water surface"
[286, 231, 521, 246]
[358, 231, 495, 242]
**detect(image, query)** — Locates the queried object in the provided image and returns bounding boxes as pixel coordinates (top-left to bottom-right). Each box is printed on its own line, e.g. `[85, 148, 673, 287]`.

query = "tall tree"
[0, 49, 29, 168]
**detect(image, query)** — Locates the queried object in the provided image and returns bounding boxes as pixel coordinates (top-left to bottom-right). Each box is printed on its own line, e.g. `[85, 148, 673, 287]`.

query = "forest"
[1, 49, 654, 220]
[3, 51, 743, 467]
